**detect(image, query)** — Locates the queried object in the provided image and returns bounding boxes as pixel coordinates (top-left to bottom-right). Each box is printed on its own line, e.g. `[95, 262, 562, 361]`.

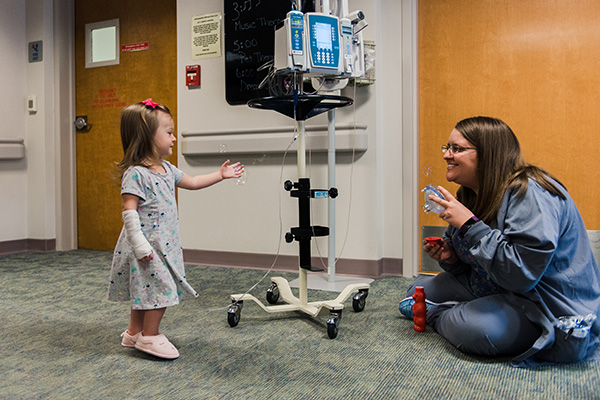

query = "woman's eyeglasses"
[441, 144, 476, 154]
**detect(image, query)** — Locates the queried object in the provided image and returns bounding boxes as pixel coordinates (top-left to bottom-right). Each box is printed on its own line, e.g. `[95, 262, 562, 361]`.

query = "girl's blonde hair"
[116, 101, 172, 179]
[454, 116, 566, 225]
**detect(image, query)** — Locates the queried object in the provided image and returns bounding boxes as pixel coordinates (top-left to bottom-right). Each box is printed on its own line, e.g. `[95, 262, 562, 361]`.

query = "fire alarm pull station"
[186, 65, 200, 87]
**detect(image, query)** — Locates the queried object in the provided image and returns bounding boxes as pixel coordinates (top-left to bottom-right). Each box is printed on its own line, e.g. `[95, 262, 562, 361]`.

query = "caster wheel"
[266, 283, 280, 304]
[227, 302, 242, 327]
[327, 322, 338, 339]
[352, 296, 365, 312]
[352, 289, 368, 312]
[326, 311, 342, 339]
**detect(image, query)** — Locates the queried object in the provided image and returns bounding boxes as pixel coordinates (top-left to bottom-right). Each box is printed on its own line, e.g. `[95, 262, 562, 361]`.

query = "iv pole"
[227, 0, 371, 339]
[228, 75, 370, 339]
[294, 0, 372, 290]
[327, 110, 336, 283]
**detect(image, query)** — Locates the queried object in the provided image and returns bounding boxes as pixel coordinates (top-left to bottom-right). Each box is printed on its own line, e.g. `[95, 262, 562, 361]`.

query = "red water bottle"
[412, 286, 426, 332]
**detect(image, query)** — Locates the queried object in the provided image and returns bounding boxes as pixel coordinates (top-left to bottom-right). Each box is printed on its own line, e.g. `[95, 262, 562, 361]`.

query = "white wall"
[0, 1, 28, 242]
[176, 0, 408, 273]
[26, 0, 57, 241]
[0, 0, 63, 245]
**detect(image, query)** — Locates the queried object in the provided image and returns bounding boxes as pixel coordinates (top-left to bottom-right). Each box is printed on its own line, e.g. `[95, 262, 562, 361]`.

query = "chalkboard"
[224, 0, 301, 105]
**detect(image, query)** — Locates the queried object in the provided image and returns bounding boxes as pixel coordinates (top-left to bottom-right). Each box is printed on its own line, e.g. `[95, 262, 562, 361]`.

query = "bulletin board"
[418, 0, 600, 271]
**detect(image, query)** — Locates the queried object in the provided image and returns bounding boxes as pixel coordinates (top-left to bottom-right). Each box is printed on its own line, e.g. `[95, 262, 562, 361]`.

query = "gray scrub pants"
[407, 272, 542, 357]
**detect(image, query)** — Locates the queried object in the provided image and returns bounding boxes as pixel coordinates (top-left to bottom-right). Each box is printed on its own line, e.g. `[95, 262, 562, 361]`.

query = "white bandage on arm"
[122, 209, 152, 259]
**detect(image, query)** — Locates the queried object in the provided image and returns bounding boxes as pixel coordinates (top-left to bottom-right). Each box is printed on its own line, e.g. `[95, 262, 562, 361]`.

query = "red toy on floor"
[412, 286, 427, 332]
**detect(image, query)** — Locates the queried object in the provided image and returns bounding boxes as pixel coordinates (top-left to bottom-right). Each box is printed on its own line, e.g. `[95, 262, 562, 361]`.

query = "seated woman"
[400, 116, 600, 367]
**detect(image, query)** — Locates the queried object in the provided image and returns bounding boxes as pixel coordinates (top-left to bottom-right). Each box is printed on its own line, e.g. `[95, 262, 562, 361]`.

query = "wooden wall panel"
[418, 0, 600, 270]
[419, 0, 600, 224]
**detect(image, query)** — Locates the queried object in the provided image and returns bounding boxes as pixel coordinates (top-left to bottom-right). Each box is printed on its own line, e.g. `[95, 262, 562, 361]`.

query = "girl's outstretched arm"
[178, 160, 244, 190]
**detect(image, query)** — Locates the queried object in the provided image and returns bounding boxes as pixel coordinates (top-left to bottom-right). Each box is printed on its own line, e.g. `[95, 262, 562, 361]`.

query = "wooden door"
[418, 0, 600, 272]
[75, 0, 177, 250]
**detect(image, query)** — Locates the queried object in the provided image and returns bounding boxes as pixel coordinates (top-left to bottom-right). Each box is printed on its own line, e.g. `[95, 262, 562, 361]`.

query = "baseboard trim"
[0, 242, 404, 277]
[183, 249, 403, 278]
[0, 239, 56, 255]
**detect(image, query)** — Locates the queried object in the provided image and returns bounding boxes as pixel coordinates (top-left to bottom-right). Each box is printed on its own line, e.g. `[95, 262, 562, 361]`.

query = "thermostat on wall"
[27, 95, 38, 113]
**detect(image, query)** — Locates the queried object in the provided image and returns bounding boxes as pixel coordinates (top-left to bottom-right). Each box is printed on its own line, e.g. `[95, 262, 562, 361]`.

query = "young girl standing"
[108, 99, 243, 359]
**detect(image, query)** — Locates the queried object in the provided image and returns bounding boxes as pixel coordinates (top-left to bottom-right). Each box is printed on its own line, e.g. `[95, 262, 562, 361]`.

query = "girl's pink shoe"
[134, 333, 179, 359]
[120, 330, 140, 347]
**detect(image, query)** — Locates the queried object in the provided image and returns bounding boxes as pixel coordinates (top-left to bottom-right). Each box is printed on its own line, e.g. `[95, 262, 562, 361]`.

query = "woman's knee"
[434, 299, 541, 357]
[407, 275, 435, 296]
[406, 272, 473, 303]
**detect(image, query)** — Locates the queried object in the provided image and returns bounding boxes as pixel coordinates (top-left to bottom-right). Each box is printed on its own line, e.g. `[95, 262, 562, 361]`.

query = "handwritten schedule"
[224, 0, 290, 105]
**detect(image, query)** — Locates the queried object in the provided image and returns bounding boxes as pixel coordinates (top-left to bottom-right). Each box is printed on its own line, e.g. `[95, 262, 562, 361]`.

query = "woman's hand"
[430, 186, 474, 229]
[220, 160, 244, 179]
[423, 239, 458, 264]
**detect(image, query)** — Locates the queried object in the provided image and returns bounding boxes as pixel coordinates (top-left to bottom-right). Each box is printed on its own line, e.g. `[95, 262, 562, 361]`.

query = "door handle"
[75, 115, 92, 132]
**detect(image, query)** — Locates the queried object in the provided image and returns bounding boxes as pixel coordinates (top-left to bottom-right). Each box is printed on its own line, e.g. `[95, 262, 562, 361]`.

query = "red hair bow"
[141, 98, 159, 109]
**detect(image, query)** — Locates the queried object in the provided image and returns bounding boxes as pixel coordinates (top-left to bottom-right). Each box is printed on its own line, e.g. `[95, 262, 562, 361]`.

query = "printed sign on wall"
[192, 13, 222, 60]
[29, 41, 43, 63]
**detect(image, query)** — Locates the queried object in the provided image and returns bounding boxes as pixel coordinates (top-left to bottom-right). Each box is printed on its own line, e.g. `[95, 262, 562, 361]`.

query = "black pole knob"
[285, 232, 294, 243]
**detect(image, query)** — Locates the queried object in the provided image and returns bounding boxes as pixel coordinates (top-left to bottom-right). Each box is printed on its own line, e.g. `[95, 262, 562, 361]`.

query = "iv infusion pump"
[274, 10, 364, 78]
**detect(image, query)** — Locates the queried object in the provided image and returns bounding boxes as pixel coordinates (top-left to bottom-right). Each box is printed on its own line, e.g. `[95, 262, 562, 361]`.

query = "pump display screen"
[315, 22, 332, 50]
[306, 14, 340, 70]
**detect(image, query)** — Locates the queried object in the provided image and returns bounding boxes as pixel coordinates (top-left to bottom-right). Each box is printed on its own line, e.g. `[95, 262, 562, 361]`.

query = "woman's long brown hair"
[454, 116, 565, 225]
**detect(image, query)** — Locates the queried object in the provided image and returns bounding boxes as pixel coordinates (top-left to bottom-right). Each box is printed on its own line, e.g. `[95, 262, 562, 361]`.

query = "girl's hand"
[138, 252, 153, 263]
[220, 160, 244, 179]
[430, 186, 474, 229]
[423, 239, 458, 264]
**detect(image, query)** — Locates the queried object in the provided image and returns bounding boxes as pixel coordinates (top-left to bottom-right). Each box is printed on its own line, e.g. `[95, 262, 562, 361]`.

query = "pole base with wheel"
[229, 277, 369, 339]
